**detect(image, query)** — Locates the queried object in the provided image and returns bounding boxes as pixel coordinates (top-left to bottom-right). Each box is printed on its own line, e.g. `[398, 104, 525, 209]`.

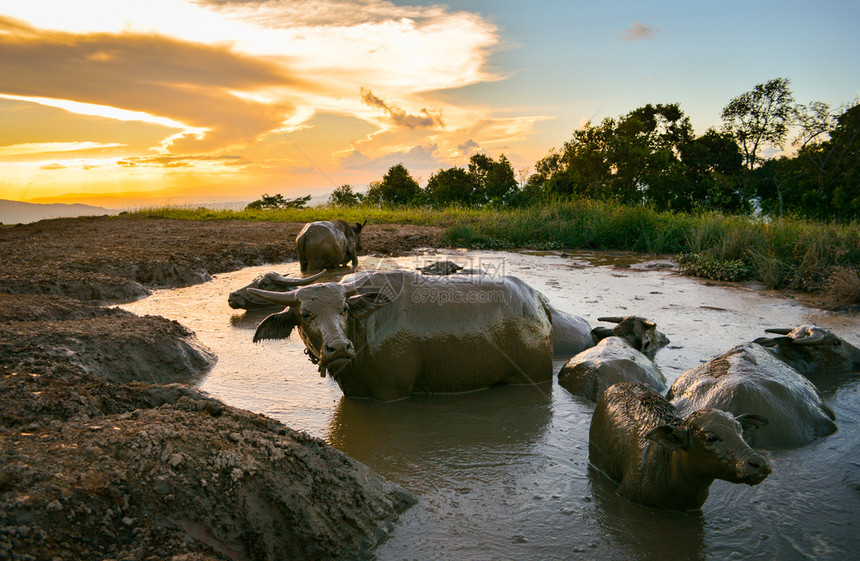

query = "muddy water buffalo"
[754, 325, 860, 380]
[228, 270, 326, 310]
[297, 220, 365, 272]
[589, 382, 770, 511]
[547, 304, 594, 356]
[668, 343, 837, 449]
[249, 271, 554, 400]
[558, 317, 668, 402]
[591, 316, 669, 360]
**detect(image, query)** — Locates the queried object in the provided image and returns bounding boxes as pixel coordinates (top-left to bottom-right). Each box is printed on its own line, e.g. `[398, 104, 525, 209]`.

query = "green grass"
[122, 200, 860, 298]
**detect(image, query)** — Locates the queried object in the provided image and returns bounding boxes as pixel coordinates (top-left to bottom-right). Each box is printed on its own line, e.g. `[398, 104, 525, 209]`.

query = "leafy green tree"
[537, 103, 694, 209]
[368, 164, 420, 206]
[755, 101, 860, 220]
[678, 129, 747, 212]
[482, 154, 518, 204]
[328, 184, 362, 206]
[721, 78, 795, 172]
[246, 193, 311, 210]
[426, 167, 474, 206]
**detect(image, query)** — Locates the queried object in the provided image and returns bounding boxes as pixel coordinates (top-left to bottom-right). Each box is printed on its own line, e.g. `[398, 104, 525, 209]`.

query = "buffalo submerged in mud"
[589, 382, 771, 511]
[250, 270, 560, 401]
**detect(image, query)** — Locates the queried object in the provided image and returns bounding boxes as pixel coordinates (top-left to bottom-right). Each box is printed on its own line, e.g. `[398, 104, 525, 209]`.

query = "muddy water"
[121, 250, 860, 561]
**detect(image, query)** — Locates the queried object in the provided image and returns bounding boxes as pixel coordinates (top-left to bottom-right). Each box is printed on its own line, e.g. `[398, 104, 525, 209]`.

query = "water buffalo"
[668, 343, 837, 449]
[228, 269, 326, 310]
[416, 260, 464, 275]
[754, 325, 860, 379]
[547, 304, 595, 356]
[591, 316, 669, 360]
[297, 219, 365, 272]
[558, 317, 668, 402]
[249, 271, 554, 400]
[589, 382, 771, 511]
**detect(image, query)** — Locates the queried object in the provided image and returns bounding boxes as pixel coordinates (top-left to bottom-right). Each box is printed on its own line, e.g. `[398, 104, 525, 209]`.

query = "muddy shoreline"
[0, 216, 438, 561]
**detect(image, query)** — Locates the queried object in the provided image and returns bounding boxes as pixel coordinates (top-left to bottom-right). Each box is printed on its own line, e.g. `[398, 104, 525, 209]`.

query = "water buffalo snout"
[741, 453, 771, 483]
[323, 339, 355, 360]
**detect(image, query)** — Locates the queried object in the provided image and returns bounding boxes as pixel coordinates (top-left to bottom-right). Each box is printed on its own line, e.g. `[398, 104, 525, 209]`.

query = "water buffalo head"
[646, 409, 771, 485]
[228, 269, 326, 310]
[248, 277, 391, 378]
[754, 325, 860, 374]
[593, 316, 670, 358]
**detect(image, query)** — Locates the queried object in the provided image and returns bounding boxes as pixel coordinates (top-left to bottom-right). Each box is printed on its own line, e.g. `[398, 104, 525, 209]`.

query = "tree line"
[259, 78, 858, 221]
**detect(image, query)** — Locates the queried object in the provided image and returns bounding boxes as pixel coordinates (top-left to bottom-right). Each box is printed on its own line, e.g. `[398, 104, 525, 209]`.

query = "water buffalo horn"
[247, 288, 300, 307]
[764, 328, 793, 335]
[341, 274, 373, 297]
[268, 269, 326, 287]
[598, 316, 624, 324]
[753, 336, 792, 347]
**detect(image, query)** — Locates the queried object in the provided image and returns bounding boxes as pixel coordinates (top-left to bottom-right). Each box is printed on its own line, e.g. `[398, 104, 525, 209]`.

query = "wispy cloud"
[622, 22, 660, 41]
[116, 154, 247, 168]
[0, 16, 304, 153]
[360, 88, 444, 129]
[0, 141, 125, 158]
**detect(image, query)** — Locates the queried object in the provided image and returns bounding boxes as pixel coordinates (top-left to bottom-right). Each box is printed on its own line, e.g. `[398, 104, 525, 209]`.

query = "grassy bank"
[127, 200, 860, 304]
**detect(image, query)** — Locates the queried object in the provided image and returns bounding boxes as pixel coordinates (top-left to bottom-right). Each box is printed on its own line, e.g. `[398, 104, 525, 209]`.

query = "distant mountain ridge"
[0, 199, 116, 225]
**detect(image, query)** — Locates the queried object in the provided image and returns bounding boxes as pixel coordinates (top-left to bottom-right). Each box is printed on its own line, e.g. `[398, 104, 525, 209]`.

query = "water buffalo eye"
[301, 312, 312, 320]
[705, 433, 719, 444]
[341, 306, 349, 315]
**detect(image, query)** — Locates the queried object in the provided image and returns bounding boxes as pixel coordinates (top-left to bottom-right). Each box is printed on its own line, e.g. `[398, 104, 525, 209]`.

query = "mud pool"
[122, 250, 860, 561]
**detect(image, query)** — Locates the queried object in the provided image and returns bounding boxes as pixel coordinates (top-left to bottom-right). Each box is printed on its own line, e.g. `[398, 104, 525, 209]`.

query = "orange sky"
[1, 1, 857, 208]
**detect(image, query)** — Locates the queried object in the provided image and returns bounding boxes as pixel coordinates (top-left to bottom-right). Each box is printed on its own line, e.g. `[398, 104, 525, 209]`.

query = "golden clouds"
[0, 15, 300, 154]
[0, 1, 548, 206]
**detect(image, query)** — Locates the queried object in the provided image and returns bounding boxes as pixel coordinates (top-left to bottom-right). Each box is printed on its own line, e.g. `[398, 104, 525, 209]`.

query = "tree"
[425, 167, 474, 206]
[535, 103, 694, 209]
[756, 101, 860, 220]
[678, 129, 747, 212]
[721, 78, 795, 172]
[482, 154, 518, 204]
[328, 184, 362, 206]
[369, 164, 420, 206]
[246, 193, 311, 210]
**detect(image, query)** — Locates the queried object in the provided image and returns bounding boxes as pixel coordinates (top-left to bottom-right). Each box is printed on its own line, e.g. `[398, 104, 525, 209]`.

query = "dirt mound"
[1, 363, 415, 561]
[0, 216, 430, 560]
[1, 304, 216, 386]
[0, 216, 442, 303]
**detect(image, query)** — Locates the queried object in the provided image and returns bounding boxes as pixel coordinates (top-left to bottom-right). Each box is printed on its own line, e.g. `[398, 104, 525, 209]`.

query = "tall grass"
[123, 200, 860, 297]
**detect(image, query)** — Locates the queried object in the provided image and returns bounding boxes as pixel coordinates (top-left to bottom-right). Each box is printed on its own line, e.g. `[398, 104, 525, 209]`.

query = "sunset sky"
[1, 0, 858, 208]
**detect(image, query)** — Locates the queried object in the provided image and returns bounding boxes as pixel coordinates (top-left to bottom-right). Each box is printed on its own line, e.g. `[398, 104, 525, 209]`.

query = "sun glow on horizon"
[0, 0, 552, 209]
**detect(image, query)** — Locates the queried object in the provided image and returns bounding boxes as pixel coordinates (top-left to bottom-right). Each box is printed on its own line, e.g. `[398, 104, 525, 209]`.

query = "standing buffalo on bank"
[297, 219, 365, 272]
[668, 343, 837, 449]
[589, 382, 771, 511]
[249, 271, 555, 401]
[558, 317, 669, 402]
[228, 270, 326, 309]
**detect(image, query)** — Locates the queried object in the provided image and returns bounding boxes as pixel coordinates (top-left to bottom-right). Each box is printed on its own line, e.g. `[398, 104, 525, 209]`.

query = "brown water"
[122, 250, 860, 561]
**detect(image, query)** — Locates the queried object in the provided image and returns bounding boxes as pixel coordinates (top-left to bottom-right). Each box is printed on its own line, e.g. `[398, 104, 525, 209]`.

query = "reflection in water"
[120, 250, 860, 561]
[329, 383, 554, 494]
[587, 467, 706, 561]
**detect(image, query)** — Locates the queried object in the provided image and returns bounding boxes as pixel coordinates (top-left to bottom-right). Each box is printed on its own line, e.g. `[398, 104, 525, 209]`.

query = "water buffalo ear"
[253, 310, 297, 342]
[736, 414, 768, 439]
[591, 326, 614, 342]
[347, 291, 392, 319]
[645, 424, 689, 451]
[753, 336, 792, 348]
